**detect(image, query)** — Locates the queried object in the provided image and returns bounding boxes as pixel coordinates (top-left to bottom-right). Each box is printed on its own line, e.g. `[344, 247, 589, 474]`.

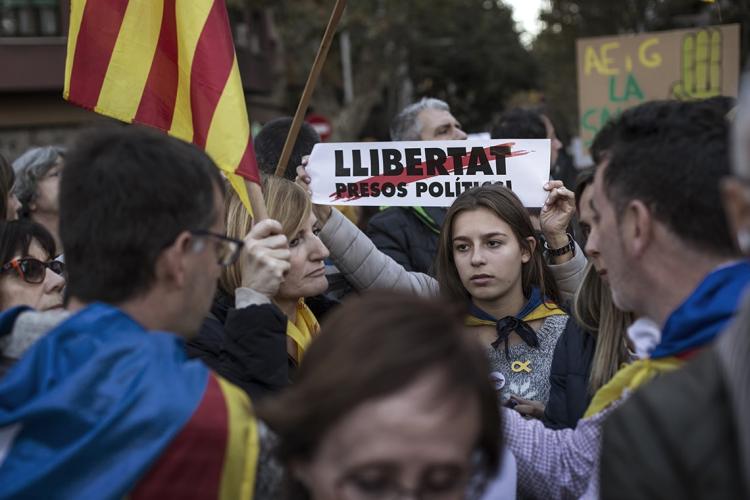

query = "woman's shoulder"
[539, 314, 570, 341]
[542, 312, 569, 326]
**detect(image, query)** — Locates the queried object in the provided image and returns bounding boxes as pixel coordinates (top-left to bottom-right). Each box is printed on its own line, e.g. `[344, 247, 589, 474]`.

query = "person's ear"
[623, 200, 652, 257]
[721, 177, 750, 253]
[521, 236, 536, 263]
[155, 231, 192, 288]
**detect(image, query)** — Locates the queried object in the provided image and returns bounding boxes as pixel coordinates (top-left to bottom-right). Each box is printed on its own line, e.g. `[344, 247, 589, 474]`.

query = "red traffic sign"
[306, 114, 333, 142]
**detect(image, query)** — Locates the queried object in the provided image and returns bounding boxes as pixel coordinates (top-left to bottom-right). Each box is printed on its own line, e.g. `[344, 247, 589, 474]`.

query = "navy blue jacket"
[187, 292, 288, 400]
[542, 318, 596, 429]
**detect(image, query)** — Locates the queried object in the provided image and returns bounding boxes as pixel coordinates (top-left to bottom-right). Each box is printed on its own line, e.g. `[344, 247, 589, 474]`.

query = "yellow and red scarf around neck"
[285, 299, 320, 365]
[465, 288, 565, 350]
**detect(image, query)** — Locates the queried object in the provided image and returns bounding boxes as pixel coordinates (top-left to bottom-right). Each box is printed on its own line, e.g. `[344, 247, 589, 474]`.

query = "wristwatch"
[544, 233, 575, 257]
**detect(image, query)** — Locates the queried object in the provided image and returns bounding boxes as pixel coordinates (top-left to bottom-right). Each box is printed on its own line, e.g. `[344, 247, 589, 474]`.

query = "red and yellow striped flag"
[131, 374, 259, 499]
[63, 0, 259, 212]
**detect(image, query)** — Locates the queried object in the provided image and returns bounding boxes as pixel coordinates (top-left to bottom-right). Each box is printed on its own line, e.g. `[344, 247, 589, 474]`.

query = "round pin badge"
[489, 371, 506, 391]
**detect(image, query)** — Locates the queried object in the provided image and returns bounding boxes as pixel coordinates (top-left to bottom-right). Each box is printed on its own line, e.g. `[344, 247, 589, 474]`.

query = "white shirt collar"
[627, 317, 662, 359]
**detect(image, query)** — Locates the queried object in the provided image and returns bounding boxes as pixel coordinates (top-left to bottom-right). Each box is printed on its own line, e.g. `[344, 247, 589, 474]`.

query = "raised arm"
[319, 208, 439, 296]
[296, 163, 438, 297]
[541, 180, 587, 302]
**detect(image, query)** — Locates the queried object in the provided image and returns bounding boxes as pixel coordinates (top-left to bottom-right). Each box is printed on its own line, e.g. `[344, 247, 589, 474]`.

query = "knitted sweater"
[486, 314, 569, 403]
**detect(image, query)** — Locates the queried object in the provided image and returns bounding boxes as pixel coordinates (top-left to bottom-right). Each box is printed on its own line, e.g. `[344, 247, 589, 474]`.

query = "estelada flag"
[63, 0, 259, 213]
[0, 304, 260, 498]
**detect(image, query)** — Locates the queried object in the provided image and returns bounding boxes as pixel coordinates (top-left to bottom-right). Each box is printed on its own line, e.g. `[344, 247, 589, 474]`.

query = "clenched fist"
[240, 219, 292, 299]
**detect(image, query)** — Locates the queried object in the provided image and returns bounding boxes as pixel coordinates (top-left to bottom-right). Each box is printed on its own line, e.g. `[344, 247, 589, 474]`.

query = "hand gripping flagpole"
[274, 0, 347, 178]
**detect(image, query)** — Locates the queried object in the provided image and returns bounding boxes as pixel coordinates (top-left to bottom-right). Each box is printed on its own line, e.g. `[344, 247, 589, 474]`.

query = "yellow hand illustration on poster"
[670, 29, 722, 100]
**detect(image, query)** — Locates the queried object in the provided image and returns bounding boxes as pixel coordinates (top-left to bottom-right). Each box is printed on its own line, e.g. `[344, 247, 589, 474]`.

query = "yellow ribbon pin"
[511, 360, 532, 373]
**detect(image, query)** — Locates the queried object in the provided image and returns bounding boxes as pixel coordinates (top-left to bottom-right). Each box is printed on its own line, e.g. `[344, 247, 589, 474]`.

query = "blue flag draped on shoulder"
[651, 260, 750, 359]
[0, 303, 259, 499]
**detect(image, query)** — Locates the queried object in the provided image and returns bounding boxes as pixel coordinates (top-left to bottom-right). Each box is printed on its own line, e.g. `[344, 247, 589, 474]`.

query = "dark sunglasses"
[1, 257, 65, 284]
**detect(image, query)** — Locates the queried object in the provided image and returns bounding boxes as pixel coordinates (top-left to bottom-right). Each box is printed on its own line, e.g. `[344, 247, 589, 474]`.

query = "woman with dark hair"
[258, 291, 508, 500]
[0, 220, 66, 376]
[0, 219, 64, 311]
[0, 153, 21, 220]
[294, 159, 585, 418]
[434, 186, 569, 410]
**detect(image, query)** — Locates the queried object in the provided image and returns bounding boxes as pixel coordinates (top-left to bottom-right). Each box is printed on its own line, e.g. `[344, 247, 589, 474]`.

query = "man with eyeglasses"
[0, 127, 278, 498]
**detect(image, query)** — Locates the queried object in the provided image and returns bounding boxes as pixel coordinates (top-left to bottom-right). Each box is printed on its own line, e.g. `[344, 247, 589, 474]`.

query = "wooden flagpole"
[274, 0, 347, 178]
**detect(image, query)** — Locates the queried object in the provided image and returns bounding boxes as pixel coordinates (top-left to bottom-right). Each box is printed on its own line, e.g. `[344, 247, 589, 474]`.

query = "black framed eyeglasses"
[189, 230, 244, 267]
[1, 258, 65, 284]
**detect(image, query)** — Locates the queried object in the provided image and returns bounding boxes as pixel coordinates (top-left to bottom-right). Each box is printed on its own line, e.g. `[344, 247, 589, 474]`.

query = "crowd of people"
[0, 78, 748, 499]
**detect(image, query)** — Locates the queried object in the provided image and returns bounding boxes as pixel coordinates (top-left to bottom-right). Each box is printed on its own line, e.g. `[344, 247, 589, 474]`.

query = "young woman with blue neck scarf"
[434, 185, 569, 413]
[296, 163, 585, 420]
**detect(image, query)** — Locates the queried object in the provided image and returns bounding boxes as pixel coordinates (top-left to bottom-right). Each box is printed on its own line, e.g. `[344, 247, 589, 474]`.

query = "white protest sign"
[307, 139, 551, 208]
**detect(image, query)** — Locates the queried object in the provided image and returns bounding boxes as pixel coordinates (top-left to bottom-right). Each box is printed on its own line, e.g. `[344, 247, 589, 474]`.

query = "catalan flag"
[0, 304, 260, 498]
[63, 0, 259, 211]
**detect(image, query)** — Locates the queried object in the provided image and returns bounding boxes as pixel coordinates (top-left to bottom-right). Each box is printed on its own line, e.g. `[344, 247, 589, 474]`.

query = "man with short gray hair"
[390, 97, 467, 142]
[366, 97, 466, 274]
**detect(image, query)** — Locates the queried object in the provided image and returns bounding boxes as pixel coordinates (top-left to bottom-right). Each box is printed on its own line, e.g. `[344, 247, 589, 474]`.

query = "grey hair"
[734, 74, 750, 178]
[390, 97, 450, 141]
[12, 146, 65, 217]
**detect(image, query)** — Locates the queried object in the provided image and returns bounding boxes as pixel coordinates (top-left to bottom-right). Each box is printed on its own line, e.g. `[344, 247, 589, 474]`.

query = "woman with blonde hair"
[188, 176, 331, 397]
[222, 176, 330, 365]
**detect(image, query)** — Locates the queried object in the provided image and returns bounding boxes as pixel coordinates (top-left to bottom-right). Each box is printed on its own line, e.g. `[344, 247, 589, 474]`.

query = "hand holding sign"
[306, 139, 551, 208]
[296, 160, 333, 225]
[540, 180, 576, 247]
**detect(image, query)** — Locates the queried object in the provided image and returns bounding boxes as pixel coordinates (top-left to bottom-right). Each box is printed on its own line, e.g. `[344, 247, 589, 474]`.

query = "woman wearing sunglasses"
[0, 220, 65, 376]
[0, 219, 64, 311]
